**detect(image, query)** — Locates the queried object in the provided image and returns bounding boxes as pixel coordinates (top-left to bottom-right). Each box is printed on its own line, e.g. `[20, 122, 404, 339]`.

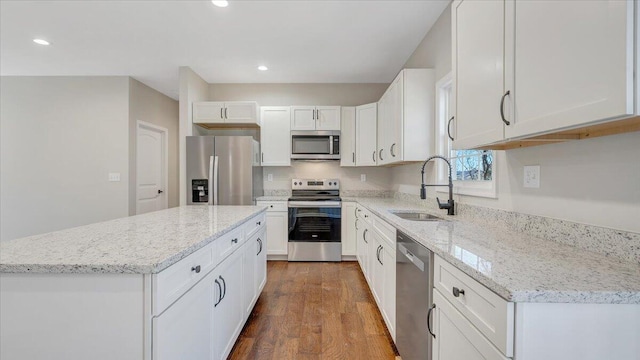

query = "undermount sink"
[390, 211, 444, 221]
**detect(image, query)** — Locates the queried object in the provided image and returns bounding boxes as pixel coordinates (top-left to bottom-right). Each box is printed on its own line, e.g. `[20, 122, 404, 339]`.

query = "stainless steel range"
[287, 179, 342, 262]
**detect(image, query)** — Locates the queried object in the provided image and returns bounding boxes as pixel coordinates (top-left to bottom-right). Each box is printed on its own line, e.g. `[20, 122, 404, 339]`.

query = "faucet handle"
[436, 197, 449, 209]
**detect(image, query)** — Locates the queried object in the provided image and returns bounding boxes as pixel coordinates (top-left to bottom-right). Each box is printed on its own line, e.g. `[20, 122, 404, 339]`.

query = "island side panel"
[0, 273, 146, 360]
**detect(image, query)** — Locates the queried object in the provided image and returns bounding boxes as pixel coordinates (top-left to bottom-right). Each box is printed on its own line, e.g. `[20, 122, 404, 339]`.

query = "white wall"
[128, 78, 180, 214]
[178, 67, 209, 205]
[1, 76, 130, 241]
[392, 4, 640, 233]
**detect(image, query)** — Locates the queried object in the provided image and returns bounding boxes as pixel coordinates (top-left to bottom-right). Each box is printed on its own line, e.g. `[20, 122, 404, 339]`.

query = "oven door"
[288, 201, 342, 243]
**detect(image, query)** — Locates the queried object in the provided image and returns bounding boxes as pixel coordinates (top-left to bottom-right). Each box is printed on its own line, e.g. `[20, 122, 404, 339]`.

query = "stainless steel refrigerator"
[186, 136, 263, 205]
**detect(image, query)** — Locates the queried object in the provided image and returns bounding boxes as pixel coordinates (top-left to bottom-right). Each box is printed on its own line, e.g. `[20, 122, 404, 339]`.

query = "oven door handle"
[288, 201, 342, 208]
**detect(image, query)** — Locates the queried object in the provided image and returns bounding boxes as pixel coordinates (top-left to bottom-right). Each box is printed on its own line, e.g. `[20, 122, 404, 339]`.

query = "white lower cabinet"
[257, 201, 288, 256]
[432, 289, 508, 360]
[152, 271, 215, 360]
[213, 247, 244, 360]
[341, 202, 357, 256]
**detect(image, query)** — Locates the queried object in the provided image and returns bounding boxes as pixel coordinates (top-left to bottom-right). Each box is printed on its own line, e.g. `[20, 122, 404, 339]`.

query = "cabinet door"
[371, 234, 385, 308]
[356, 217, 366, 274]
[214, 249, 244, 360]
[242, 237, 256, 318]
[316, 106, 341, 130]
[355, 103, 378, 166]
[341, 202, 357, 256]
[504, 0, 634, 139]
[291, 106, 316, 130]
[255, 228, 267, 294]
[357, 225, 371, 283]
[193, 102, 225, 124]
[265, 211, 288, 255]
[375, 95, 387, 166]
[153, 271, 214, 360]
[225, 101, 258, 124]
[432, 290, 508, 360]
[382, 243, 395, 340]
[452, 0, 505, 149]
[386, 75, 403, 164]
[340, 107, 356, 167]
[260, 107, 291, 166]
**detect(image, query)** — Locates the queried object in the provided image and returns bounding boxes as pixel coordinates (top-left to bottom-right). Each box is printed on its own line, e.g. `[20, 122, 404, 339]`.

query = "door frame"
[136, 120, 169, 214]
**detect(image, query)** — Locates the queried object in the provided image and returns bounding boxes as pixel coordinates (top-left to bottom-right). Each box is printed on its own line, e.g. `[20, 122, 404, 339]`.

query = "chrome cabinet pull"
[355, 218, 359, 231]
[257, 238, 263, 256]
[352, 152, 355, 164]
[232, 238, 238, 244]
[453, 287, 465, 297]
[220, 276, 227, 301]
[500, 91, 511, 126]
[379, 149, 384, 161]
[363, 229, 368, 243]
[261, 152, 264, 163]
[372, 151, 376, 162]
[447, 116, 455, 141]
[224, 107, 228, 119]
[427, 304, 436, 338]
[191, 265, 201, 273]
[220, 108, 223, 119]
[390, 143, 396, 157]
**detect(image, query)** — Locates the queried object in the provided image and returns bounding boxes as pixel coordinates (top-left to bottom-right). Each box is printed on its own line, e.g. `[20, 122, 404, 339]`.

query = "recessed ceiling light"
[211, 0, 228, 7]
[258, 65, 268, 71]
[33, 38, 50, 46]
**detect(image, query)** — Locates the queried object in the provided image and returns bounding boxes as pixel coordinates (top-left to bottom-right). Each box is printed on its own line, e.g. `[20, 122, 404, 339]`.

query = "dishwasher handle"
[398, 243, 425, 272]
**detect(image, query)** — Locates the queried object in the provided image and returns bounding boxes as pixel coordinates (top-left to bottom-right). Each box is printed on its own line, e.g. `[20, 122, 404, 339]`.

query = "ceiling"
[0, 0, 449, 99]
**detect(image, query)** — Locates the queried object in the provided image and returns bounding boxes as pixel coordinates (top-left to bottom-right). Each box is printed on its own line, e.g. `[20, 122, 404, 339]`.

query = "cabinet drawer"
[434, 255, 514, 357]
[357, 206, 373, 225]
[257, 201, 287, 212]
[153, 241, 217, 315]
[372, 213, 395, 247]
[244, 213, 266, 238]
[217, 227, 245, 263]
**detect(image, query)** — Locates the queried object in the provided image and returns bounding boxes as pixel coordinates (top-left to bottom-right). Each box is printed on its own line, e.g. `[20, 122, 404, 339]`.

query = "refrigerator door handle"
[208, 156, 214, 205]
[213, 155, 219, 205]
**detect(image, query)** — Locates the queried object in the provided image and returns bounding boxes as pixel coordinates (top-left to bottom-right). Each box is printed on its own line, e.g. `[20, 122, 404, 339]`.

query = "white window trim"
[434, 72, 498, 199]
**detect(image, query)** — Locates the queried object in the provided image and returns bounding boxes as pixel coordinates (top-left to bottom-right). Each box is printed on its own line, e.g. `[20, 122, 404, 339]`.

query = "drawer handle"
[427, 304, 436, 338]
[256, 221, 261, 226]
[453, 287, 465, 297]
[257, 238, 263, 255]
[363, 229, 368, 244]
[232, 238, 238, 244]
[219, 276, 227, 301]
[191, 265, 201, 273]
[270, 205, 274, 208]
[500, 90, 511, 126]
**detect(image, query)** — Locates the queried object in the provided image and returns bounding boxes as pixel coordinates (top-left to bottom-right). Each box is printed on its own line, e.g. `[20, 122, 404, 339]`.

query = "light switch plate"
[523, 166, 540, 188]
[267, 173, 273, 182]
[108, 173, 121, 182]
[361, 174, 366, 182]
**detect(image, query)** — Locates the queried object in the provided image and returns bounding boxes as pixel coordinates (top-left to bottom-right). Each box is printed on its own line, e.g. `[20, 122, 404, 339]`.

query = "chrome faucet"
[420, 155, 455, 216]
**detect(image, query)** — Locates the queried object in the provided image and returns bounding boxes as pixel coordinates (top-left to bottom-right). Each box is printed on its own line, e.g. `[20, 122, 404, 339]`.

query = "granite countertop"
[256, 196, 289, 201]
[347, 197, 640, 304]
[0, 205, 266, 274]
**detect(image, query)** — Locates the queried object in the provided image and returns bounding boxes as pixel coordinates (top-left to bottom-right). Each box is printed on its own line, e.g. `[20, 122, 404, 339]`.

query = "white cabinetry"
[377, 69, 434, 165]
[291, 106, 341, 130]
[356, 103, 378, 166]
[340, 107, 356, 167]
[452, 0, 634, 149]
[193, 101, 259, 125]
[260, 107, 291, 166]
[341, 202, 357, 256]
[256, 201, 288, 256]
[212, 247, 244, 360]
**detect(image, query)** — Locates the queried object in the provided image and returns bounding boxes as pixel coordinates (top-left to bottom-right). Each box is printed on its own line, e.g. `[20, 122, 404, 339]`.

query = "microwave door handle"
[329, 135, 334, 155]
[213, 155, 219, 205]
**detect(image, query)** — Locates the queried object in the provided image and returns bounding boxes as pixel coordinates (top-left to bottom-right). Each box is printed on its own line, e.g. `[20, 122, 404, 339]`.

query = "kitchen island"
[0, 205, 267, 360]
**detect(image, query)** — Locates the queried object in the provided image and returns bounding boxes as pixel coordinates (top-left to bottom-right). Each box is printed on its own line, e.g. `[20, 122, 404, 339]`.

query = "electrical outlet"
[267, 173, 273, 182]
[108, 173, 121, 182]
[523, 166, 540, 188]
[361, 174, 366, 182]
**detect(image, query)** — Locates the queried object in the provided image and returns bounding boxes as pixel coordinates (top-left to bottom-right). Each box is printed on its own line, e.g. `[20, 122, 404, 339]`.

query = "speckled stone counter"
[0, 205, 266, 274]
[345, 197, 640, 304]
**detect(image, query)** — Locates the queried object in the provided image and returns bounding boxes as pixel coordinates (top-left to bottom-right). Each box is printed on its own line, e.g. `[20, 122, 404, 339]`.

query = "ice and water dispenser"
[191, 179, 208, 203]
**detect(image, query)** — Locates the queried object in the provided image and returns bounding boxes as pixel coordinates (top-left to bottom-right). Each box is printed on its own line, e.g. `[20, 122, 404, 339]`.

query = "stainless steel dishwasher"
[396, 230, 434, 360]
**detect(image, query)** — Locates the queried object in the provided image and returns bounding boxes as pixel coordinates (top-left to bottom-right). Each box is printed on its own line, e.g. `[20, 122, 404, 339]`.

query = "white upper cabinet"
[452, 0, 635, 149]
[377, 69, 435, 165]
[452, 0, 506, 149]
[291, 106, 341, 130]
[193, 101, 259, 125]
[260, 107, 291, 166]
[340, 107, 357, 167]
[356, 103, 377, 166]
[504, 0, 634, 139]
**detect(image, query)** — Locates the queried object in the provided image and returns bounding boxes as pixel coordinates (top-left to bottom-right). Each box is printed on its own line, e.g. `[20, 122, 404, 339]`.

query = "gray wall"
[128, 78, 180, 214]
[1, 76, 130, 241]
[391, 4, 640, 233]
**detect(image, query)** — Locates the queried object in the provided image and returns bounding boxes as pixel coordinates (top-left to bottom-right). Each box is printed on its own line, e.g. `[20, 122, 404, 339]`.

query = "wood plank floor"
[229, 261, 399, 360]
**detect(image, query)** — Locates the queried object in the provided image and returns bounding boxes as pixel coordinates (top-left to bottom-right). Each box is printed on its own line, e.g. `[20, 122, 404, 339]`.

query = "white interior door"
[136, 121, 168, 215]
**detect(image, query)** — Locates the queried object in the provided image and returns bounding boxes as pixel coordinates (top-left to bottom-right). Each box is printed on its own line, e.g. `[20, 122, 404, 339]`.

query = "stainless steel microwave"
[291, 131, 340, 160]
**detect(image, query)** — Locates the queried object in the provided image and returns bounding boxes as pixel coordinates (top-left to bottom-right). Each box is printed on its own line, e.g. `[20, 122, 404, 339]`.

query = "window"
[435, 72, 497, 198]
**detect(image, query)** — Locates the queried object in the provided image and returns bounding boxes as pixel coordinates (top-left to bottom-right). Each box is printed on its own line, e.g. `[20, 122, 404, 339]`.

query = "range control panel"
[291, 178, 340, 190]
